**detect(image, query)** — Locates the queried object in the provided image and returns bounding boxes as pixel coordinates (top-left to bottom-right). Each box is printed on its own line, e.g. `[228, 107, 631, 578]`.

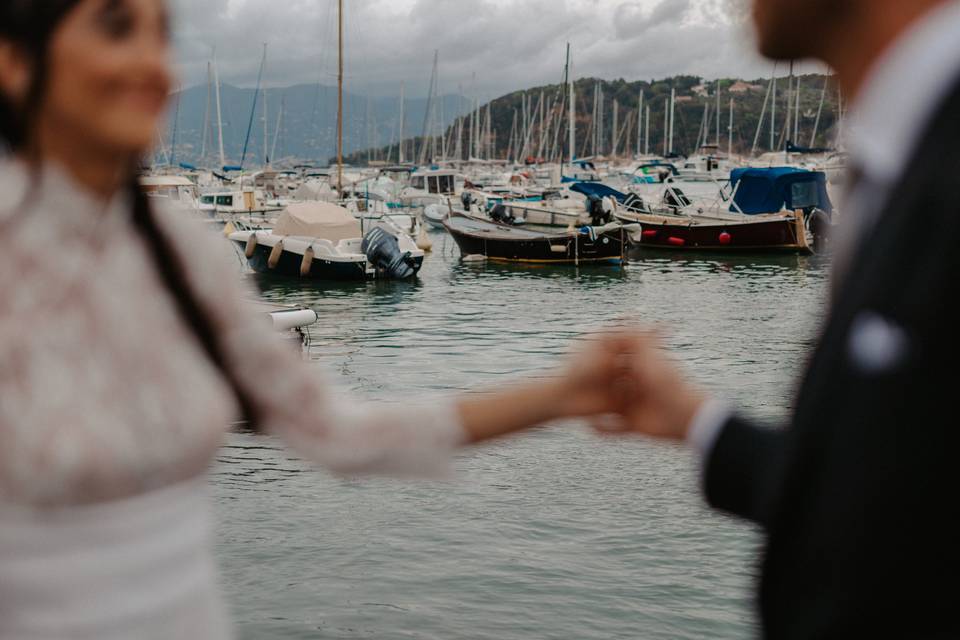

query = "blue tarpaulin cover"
[730, 167, 833, 215]
[569, 182, 628, 203]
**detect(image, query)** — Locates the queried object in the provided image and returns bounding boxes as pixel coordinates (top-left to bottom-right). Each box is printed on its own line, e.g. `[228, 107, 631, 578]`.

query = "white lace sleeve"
[156, 210, 468, 477]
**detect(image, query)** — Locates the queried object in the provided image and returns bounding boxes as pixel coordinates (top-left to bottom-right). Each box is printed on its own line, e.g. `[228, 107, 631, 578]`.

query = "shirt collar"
[845, 0, 960, 185]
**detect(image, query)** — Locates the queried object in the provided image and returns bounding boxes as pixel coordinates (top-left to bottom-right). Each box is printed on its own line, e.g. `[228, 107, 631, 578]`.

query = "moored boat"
[605, 167, 833, 253]
[228, 202, 424, 281]
[442, 211, 632, 265]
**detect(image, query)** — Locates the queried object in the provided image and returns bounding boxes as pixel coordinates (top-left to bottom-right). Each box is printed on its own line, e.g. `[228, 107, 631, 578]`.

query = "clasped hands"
[552, 331, 707, 443]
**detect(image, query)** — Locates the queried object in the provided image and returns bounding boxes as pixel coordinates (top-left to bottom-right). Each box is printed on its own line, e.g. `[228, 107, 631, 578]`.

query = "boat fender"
[719, 232, 733, 245]
[361, 227, 417, 279]
[642, 230, 658, 239]
[667, 236, 686, 247]
[268, 239, 284, 269]
[245, 233, 258, 258]
[300, 246, 315, 277]
[416, 226, 434, 252]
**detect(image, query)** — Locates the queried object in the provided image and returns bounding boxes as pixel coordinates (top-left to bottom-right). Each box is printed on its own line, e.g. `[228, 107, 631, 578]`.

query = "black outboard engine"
[586, 195, 612, 226]
[489, 203, 522, 225]
[806, 208, 832, 253]
[361, 227, 417, 279]
[664, 187, 692, 209]
[623, 193, 645, 213]
[461, 191, 474, 210]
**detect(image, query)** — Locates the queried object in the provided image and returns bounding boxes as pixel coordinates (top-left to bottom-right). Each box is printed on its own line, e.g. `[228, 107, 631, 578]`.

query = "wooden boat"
[442, 211, 630, 265]
[577, 167, 833, 254]
[615, 208, 811, 253]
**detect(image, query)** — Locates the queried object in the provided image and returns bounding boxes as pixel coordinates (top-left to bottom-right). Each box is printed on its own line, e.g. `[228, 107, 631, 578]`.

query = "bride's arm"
[163, 213, 624, 476]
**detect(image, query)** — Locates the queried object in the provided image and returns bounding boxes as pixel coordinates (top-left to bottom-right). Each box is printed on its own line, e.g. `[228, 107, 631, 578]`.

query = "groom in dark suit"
[605, 0, 960, 637]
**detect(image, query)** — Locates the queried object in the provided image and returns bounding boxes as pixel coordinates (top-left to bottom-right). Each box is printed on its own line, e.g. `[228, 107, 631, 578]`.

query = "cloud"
[168, 0, 796, 99]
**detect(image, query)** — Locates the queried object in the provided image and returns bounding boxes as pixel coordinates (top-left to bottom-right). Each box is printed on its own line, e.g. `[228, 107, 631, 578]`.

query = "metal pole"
[336, 0, 344, 193]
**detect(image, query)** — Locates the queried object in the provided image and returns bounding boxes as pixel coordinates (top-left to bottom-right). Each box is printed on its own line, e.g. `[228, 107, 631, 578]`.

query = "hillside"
[341, 73, 841, 165]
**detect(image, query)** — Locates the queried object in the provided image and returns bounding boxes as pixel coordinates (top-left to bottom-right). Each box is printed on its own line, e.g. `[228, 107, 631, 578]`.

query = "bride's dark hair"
[0, 0, 261, 431]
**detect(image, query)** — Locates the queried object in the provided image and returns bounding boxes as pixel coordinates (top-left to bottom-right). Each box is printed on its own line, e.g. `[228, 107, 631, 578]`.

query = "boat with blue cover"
[600, 167, 833, 253]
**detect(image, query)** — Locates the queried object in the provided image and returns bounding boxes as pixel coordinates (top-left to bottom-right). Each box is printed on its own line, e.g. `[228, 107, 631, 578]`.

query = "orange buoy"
[719, 232, 732, 245]
[667, 236, 686, 247]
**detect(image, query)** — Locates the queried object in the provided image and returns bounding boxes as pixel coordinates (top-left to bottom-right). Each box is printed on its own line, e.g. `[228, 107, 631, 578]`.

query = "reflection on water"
[214, 229, 830, 639]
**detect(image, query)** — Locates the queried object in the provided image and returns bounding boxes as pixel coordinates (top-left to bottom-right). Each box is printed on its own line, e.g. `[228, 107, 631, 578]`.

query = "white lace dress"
[0, 159, 465, 639]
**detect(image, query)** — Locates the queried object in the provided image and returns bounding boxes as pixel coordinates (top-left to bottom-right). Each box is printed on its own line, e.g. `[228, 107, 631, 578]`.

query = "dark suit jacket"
[706, 78, 960, 639]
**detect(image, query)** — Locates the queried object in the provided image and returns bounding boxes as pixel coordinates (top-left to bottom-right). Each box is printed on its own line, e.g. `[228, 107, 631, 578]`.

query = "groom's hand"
[593, 331, 707, 442]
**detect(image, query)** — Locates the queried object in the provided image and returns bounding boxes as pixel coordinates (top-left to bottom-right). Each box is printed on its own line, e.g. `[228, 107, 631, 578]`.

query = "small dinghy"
[442, 211, 632, 265]
[228, 202, 424, 281]
[422, 203, 449, 230]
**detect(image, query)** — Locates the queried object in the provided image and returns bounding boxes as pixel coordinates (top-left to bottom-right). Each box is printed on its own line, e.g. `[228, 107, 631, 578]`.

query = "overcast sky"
[170, 0, 825, 99]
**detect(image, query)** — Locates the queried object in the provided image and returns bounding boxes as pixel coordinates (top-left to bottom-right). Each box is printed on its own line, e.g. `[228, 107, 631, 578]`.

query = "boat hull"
[234, 242, 424, 281]
[617, 211, 812, 253]
[443, 213, 626, 265]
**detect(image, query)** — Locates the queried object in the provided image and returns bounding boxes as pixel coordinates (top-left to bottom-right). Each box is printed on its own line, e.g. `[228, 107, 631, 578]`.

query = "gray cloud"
[169, 0, 820, 99]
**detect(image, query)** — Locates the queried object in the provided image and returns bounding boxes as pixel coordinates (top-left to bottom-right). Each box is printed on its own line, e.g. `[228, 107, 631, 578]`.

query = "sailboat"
[227, 0, 425, 280]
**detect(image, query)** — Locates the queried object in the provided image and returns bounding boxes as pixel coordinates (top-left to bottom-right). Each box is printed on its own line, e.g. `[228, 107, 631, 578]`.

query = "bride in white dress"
[0, 1, 640, 637]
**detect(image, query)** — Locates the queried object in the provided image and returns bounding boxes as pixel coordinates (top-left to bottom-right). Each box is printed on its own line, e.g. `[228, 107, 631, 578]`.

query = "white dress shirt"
[687, 0, 960, 461]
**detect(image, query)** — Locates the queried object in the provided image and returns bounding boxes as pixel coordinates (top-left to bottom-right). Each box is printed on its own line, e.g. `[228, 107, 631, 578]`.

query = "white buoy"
[300, 246, 315, 277]
[462, 254, 487, 263]
[244, 233, 258, 258]
[267, 240, 284, 270]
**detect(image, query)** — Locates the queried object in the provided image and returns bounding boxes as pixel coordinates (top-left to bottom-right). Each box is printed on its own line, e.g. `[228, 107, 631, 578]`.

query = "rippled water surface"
[213, 232, 831, 639]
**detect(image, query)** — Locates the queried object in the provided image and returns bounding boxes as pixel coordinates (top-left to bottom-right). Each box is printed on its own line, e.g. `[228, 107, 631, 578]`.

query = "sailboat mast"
[637, 90, 644, 157]
[644, 105, 650, 155]
[729, 97, 734, 155]
[213, 49, 225, 170]
[201, 61, 212, 162]
[668, 87, 675, 155]
[566, 44, 575, 165]
[398, 82, 405, 163]
[716, 79, 721, 145]
[263, 43, 269, 166]
[336, 0, 344, 193]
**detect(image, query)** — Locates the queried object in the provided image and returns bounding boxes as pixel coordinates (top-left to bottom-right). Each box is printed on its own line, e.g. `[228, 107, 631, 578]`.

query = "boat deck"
[445, 215, 572, 240]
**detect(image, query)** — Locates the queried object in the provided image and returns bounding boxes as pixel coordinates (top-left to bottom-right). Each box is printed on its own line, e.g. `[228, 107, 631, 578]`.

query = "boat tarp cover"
[730, 167, 833, 215]
[569, 182, 628, 203]
[274, 202, 361, 241]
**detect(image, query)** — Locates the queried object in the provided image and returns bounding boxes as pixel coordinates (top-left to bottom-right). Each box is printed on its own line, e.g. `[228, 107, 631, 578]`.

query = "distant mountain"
[342, 73, 843, 165]
[160, 83, 469, 168]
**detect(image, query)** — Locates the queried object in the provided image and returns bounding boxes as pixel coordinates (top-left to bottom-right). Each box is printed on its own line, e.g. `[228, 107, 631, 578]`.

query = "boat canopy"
[569, 182, 627, 203]
[730, 167, 833, 215]
[273, 202, 361, 241]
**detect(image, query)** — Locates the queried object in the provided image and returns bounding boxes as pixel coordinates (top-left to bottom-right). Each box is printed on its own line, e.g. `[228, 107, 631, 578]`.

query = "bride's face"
[27, 0, 173, 157]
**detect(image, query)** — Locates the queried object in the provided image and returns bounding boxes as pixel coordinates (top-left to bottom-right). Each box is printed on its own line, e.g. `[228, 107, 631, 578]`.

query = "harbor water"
[212, 232, 831, 639]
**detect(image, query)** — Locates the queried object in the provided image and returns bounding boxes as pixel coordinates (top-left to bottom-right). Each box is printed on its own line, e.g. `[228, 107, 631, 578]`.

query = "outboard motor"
[586, 195, 612, 226]
[490, 203, 522, 225]
[461, 191, 474, 211]
[664, 187, 692, 209]
[623, 193, 645, 213]
[806, 208, 832, 253]
[361, 227, 418, 279]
